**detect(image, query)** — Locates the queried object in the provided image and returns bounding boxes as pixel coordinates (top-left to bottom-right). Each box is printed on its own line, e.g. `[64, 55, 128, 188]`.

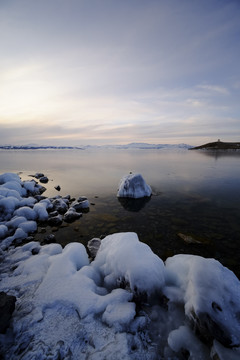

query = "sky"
[0, 0, 240, 146]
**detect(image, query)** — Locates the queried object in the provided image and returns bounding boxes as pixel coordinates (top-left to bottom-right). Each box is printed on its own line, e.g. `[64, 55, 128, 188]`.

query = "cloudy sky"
[0, 0, 240, 146]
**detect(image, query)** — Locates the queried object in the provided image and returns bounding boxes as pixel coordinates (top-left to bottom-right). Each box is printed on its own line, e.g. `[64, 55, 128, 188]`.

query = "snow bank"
[117, 173, 152, 198]
[165, 254, 240, 347]
[93, 232, 165, 294]
[0, 232, 240, 359]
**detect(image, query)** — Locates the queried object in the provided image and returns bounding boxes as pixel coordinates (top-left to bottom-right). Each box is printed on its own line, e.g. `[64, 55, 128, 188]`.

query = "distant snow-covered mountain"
[0, 143, 193, 150]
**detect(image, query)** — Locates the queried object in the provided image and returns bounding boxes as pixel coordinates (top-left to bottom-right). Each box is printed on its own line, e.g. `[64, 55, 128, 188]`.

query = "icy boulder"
[165, 254, 240, 348]
[93, 232, 165, 295]
[117, 173, 152, 198]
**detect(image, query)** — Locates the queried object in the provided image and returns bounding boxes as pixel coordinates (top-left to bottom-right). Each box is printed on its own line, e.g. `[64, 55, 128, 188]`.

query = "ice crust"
[0, 173, 240, 359]
[117, 173, 152, 198]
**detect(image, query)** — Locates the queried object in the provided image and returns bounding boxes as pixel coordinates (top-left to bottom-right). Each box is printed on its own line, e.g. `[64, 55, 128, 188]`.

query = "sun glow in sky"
[0, 0, 240, 146]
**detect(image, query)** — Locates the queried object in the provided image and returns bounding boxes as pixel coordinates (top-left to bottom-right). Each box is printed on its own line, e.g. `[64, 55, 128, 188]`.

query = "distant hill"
[190, 140, 240, 150]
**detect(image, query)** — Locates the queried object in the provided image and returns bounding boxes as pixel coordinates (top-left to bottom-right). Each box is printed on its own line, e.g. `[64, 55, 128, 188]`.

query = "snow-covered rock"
[0, 232, 240, 359]
[117, 173, 152, 198]
[93, 232, 165, 295]
[63, 207, 82, 222]
[165, 254, 240, 348]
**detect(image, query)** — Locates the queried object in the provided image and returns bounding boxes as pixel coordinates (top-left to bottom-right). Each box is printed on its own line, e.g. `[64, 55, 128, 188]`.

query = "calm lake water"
[1, 148, 240, 277]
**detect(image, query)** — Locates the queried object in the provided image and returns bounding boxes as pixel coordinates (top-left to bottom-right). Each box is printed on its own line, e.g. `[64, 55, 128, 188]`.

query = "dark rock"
[48, 215, 63, 226]
[52, 198, 68, 214]
[188, 308, 238, 348]
[39, 176, 49, 184]
[34, 195, 47, 202]
[43, 234, 56, 244]
[87, 238, 101, 258]
[48, 210, 59, 218]
[63, 195, 71, 200]
[0, 291, 16, 333]
[72, 199, 90, 212]
[63, 208, 82, 223]
[77, 196, 87, 202]
[54, 185, 61, 191]
[34, 172, 44, 179]
[32, 248, 40, 255]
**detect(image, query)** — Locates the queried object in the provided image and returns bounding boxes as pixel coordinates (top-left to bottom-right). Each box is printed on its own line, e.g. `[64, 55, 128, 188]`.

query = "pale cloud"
[0, 0, 240, 145]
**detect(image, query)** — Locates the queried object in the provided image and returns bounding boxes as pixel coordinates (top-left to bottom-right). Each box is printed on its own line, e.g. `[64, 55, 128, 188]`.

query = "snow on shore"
[0, 173, 240, 359]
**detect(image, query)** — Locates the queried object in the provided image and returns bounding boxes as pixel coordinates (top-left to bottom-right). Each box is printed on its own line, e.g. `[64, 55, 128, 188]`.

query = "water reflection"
[118, 196, 151, 212]
[194, 149, 240, 160]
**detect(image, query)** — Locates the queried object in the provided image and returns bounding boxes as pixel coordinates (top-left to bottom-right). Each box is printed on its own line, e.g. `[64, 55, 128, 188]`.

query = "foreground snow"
[0, 232, 240, 359]
[0, 173, 240, 359]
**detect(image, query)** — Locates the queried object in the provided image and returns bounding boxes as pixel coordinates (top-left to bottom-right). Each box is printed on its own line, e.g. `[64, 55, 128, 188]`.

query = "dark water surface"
[1, 148, 240, 277]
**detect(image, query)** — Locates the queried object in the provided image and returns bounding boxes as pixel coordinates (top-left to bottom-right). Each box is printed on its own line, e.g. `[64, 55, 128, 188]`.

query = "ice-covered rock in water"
[63, 208, 82, 222]
[33, 172, 44, 179]
[71, 199, 90, 212]
[165, 254, 240, 348]
[48, 214, 63, 226]
[0, 180, 27, 197]
[52, 198, 68, 214]
[117, 173, 152, 198]
[18, 220, 37, 234]
[13, 206, 37, 220]
[33, 199, 52, 222]
[0, 196, 20, 221]
[0, 172, 21, 184]
[93, 232, 165, 295]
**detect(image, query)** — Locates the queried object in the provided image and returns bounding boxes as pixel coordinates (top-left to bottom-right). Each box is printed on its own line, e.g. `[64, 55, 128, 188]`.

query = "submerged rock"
[117, 173, 152, 199]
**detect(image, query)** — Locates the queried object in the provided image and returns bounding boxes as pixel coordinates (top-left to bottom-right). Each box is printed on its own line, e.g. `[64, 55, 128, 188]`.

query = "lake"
[1, 148, 240, 278]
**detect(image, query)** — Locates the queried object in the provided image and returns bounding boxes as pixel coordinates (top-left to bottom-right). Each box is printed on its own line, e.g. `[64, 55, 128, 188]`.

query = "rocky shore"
[0, 172, 240, 359]
[189, 140, 240, 150]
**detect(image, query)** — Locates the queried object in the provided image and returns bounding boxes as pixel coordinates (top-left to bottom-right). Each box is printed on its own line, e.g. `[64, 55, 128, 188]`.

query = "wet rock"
[63, 208, 82, 223]
[54, 185, 61, 191]
[43, 234, 56, 244]
[0, 291, 16, 333]
[34, 172, 44, 179]
[178, 233, 201, 244]
[87, 238, 101, 258]
[39, 176, 49, 184]
[52, 198, 68, 214]
[72, 199, 90, 212]
[48, 214, 63, 226]
[48, 210, 59, 218]
[34, 195, 47, 202]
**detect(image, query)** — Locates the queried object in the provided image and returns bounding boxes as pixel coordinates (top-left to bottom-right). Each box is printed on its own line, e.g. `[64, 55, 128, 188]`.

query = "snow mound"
[165, 254, 240, 347]
[117, 173, 152, 198]
[0, 233, 240, 359]
[93, 232, 165, 295]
